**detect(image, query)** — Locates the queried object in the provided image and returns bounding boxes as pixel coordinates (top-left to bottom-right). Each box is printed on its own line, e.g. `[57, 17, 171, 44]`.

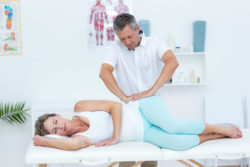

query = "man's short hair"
[113, 13, 137, 31]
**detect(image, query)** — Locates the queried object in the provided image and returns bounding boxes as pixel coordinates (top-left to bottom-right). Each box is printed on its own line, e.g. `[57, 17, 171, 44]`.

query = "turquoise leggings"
[139, 96, 205, 151]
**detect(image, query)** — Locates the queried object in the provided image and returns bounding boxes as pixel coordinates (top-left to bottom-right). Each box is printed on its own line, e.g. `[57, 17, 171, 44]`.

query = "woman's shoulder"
[73, 111, 90, 116]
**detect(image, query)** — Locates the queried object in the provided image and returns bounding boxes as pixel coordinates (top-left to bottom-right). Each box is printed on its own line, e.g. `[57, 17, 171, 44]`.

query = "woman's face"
[43, 115, 70, 136]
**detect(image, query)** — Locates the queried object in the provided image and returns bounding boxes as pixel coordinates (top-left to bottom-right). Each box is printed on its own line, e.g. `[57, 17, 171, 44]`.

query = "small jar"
[175, 46, 182, 53]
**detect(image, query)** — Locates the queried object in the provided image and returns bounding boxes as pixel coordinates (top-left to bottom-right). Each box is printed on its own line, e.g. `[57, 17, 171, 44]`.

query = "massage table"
[25, 108, 250, 167]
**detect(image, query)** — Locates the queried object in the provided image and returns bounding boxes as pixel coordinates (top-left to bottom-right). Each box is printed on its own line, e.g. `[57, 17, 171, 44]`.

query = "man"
[99, 13, 178, 167]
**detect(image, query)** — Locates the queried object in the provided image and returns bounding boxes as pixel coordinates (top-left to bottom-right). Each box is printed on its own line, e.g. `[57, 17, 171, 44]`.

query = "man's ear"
[136, 24, 140, 32]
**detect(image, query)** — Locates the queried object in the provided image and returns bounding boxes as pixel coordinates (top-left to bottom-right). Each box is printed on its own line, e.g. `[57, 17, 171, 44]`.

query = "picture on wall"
[87, 0, 132, 49]
[0, 0, 22, 56]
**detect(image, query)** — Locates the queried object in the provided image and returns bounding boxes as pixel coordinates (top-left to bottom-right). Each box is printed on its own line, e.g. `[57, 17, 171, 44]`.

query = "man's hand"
[95, 137, 119, 147]
[130, 87, 156, 101]
[121, 96, 133, 104]
[33, 135, 46, 146]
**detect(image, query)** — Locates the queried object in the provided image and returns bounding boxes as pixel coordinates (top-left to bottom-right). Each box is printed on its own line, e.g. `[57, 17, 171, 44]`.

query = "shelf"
[164, 82, 207, 87]
[166, 52, 207, 86]
[174, 52, 206, 56]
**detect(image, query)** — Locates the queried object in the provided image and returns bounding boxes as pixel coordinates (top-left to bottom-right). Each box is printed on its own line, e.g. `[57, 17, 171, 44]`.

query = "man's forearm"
[152, 57, 179, 91]
[100, 70, 127, 101]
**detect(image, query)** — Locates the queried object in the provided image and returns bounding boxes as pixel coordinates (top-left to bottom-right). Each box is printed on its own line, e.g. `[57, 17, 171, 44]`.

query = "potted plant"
[0, 102, 30, 125]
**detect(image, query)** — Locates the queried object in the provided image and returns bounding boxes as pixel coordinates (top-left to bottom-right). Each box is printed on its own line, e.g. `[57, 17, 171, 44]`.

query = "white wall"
[0, 0, 249, 167]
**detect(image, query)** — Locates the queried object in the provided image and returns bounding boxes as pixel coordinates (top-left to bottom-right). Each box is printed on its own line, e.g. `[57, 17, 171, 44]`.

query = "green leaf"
[0, 102, 30, 125]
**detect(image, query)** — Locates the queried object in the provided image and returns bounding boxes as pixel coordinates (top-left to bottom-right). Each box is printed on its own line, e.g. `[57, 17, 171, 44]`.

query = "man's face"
[116, 24, 141, 50]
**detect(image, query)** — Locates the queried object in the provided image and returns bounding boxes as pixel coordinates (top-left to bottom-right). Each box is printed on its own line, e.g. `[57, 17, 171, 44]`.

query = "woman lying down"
[34, 96, 242, 151]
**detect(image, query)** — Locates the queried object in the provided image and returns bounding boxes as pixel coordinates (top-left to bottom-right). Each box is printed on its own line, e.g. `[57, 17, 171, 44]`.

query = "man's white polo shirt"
[103, 35, 169, 96]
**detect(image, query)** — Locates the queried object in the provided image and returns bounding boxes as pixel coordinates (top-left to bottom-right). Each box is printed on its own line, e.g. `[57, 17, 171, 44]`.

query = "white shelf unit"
[165, 52, 206, 86]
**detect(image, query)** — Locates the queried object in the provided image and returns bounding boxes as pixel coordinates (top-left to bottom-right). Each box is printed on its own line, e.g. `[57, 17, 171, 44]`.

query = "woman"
[34, 96, 242, 151]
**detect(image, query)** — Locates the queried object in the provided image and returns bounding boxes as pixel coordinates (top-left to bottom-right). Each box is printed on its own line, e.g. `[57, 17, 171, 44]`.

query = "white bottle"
[168, 34, 175, 50]
[179, 71, 185, 84]
[189, 70, 196, 83]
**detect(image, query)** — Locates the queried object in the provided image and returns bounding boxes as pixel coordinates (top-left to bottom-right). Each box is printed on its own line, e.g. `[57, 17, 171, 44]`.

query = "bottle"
[175, 46, 182, 53]
[179, 71, 185, 84]
[168, 34, 175, 50]
[189, 70, 196, 83]
[197, 77, 200, 83]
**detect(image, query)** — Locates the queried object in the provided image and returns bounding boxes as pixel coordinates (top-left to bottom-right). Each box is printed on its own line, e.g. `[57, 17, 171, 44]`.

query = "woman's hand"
[33, 135, 46, 146]
[95, 137, 119, 147]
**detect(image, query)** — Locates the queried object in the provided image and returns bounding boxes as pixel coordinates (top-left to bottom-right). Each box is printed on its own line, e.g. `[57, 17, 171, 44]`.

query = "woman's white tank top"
[73, 101, 144, 144]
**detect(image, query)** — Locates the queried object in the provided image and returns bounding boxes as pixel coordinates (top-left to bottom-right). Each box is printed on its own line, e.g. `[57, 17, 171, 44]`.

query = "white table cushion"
[25, 141, 162, 166]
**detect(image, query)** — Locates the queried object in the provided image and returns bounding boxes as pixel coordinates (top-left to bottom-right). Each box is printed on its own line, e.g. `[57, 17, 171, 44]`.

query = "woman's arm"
[33, 135, 92, 151]
[74, 100, 122, 146]
[96, 102, 122, 147]
[74, 100, 120, 112]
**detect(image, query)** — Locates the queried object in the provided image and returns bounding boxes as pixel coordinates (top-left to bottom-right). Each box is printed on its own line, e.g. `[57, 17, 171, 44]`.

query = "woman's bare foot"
[218, 125, 242, 138]
[202, 123, 242, 138]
